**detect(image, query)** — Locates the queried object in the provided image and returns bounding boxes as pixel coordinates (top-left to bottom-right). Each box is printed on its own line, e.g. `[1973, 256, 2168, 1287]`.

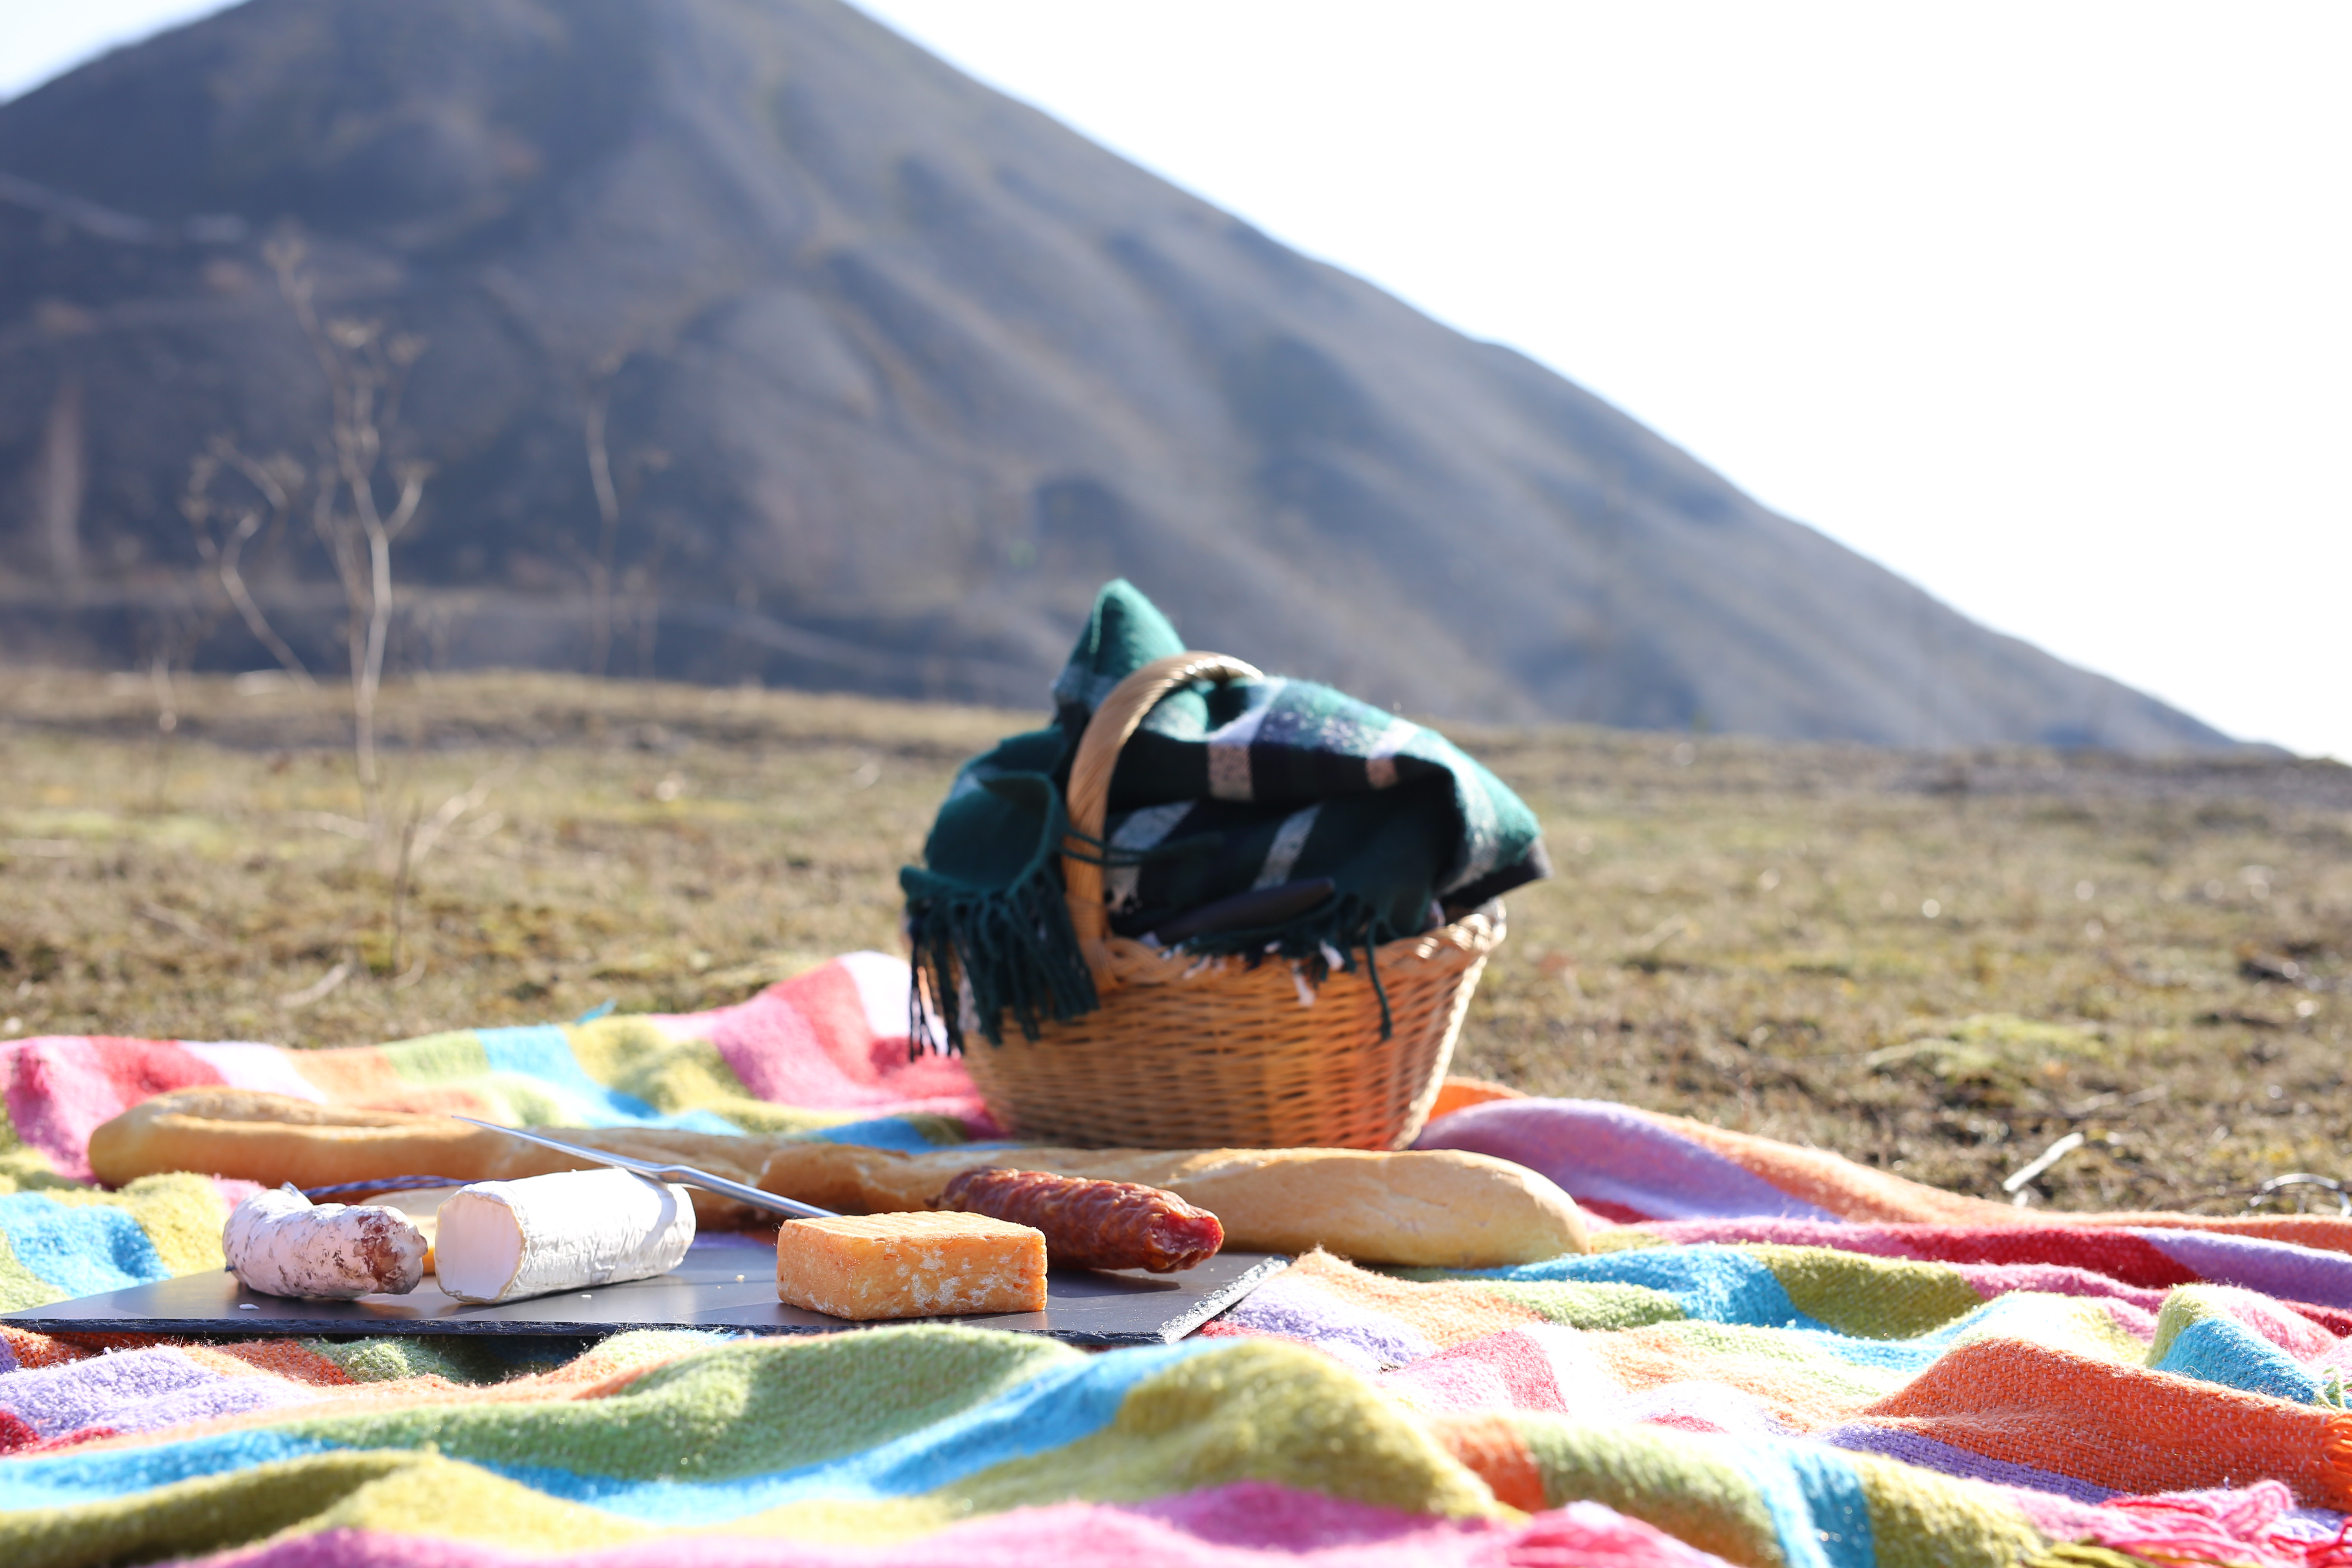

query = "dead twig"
[388, 798, 422, 980]
[137, 901, 217, 947]
[2052, 1084, 2168, 1121]
[279, 961, 351, 1010]
[265, 234, 431, 836]
[407, 760, 519, 869]
[2002, 1131, 2087, 1204]
[145, 653, 181, 811]
[181, 441, 315, 688]
[582, 364, 623, 677]
[2246, 1173, 2351, 1216]
[1631, 914, 1692, 952]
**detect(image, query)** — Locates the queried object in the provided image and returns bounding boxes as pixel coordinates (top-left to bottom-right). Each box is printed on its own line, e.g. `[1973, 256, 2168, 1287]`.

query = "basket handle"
[1063, 650, 1264, 985]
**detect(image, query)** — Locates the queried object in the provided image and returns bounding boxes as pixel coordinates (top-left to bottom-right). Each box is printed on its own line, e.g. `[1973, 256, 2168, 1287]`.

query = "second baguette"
[759, 1143, 1586, 1268]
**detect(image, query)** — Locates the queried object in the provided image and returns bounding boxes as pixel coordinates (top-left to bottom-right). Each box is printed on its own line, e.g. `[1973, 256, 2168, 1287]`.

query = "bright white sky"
[9, 3, 2348, 759]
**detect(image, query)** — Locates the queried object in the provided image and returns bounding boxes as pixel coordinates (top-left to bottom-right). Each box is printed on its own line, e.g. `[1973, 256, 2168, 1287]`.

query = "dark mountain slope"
[0, 0, 2226, 749]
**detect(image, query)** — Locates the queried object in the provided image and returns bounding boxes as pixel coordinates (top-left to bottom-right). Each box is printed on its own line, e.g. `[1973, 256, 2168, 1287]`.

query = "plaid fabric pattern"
[904, 582, 1549, 1047]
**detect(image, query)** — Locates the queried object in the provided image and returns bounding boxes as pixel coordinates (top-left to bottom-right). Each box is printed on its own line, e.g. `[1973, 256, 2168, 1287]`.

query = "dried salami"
[936, 1167, 1224, 1273]
[223, 1183, 428, 1298]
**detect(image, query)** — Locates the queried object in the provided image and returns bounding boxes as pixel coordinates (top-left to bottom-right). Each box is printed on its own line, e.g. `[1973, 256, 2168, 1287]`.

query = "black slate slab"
[1, 1241, 1287, 1348]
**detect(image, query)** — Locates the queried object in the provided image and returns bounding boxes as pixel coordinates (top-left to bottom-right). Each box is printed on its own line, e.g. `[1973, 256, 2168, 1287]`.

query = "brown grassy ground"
[3, 668, 2346, 1216]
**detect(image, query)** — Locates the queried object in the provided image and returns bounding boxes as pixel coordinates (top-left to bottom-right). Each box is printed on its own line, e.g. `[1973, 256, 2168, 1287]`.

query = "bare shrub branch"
[180, 438, 315, 687]
[582, 374, 623, 677]
[263, 233, 433, 833]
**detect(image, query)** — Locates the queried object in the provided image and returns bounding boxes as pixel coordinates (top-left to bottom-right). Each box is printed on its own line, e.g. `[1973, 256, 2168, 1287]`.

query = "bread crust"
[87, 1089, 778, 1228]
[760, 1143, 1587, 1267]
[89, 1087, 1590, 1266]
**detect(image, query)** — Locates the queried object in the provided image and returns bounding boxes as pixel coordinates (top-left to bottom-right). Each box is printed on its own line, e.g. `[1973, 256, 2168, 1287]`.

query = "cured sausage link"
[936, 1167, 1224, 1273]
[223, 1184, 427, 1299]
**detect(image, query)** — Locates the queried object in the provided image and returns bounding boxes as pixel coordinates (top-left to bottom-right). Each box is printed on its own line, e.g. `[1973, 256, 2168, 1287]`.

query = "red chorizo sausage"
[936, 1167, 1224, 1273]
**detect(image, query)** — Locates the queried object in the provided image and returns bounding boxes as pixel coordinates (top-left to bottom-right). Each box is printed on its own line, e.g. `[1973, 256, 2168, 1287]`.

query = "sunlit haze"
[10, 1, 2348, 759]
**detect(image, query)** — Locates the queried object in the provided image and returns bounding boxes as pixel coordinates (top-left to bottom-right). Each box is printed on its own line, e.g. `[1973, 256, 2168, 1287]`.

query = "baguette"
[759, 1143, 1587, 1268]
[91, 1088, 1592, 1266]
[87, 1089, 778, 1228]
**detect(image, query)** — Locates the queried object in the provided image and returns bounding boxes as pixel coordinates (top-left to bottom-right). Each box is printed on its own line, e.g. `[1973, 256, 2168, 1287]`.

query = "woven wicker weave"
[957, 651, 1504, 1151]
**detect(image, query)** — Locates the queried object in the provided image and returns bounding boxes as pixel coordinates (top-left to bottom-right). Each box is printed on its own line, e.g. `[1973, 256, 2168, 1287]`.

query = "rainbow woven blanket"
[6, 956, 2352, 1568]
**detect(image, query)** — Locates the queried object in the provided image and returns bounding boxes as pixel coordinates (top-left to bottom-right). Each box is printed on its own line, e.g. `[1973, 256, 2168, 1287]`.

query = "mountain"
[0, 0, 2229, 750]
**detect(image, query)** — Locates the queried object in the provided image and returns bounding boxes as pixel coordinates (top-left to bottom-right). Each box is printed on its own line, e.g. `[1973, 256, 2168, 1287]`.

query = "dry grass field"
[3, 668, 2346, 1217]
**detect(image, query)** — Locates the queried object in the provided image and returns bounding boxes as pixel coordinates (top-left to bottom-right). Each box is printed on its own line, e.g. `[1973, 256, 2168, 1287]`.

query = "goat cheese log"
[937, 1167, 1223, 1272]
[434, 1168, 696, 1304]
[223, 1184, 429, 1299]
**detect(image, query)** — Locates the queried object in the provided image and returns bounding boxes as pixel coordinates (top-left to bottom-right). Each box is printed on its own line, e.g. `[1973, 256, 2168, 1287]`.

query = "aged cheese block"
[775, 1210, 1047, 1320]
[435, 1168, 696, 1304]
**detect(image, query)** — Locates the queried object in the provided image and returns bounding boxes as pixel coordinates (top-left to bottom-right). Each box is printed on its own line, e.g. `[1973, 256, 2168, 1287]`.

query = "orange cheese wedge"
[775, 1210, 1048, 1320]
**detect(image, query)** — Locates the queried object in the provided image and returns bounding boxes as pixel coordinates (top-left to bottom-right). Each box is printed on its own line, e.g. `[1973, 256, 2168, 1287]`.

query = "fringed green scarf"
[901, 581, 1550, 1050]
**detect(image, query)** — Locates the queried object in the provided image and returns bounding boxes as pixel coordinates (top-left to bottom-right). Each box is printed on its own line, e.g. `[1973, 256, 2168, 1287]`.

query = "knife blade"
[450, 1116, 838, 1221]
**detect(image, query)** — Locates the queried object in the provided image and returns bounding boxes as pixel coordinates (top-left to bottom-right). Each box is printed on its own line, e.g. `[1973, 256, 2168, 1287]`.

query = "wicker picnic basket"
[956, 651, 1504, 1151]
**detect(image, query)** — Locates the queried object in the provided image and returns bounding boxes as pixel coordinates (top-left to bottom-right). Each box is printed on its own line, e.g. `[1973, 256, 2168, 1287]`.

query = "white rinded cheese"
[433, 1168, 695, 1303]
[223, 1184, 429, 1299]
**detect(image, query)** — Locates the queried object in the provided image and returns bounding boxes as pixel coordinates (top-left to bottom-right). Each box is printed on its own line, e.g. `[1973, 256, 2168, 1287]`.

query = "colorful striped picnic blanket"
[6, 956, 2352, 1567]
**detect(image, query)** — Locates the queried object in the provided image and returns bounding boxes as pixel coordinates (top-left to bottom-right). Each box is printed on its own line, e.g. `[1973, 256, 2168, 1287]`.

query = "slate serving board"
[3, 1240, 1287, 1348]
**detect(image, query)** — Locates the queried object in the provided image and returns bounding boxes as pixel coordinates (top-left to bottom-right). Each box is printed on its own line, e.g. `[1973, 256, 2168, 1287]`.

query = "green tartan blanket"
[902, 581, 1550, 1046]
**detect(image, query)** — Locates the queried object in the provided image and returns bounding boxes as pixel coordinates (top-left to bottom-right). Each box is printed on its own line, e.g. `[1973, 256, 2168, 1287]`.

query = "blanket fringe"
[1174, 894, 1398, 1039]
[907, 853, 1099, 1054]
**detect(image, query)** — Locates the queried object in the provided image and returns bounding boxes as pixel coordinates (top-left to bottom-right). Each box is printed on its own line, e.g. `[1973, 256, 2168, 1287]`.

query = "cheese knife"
[450, 1116, 838, 1220]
